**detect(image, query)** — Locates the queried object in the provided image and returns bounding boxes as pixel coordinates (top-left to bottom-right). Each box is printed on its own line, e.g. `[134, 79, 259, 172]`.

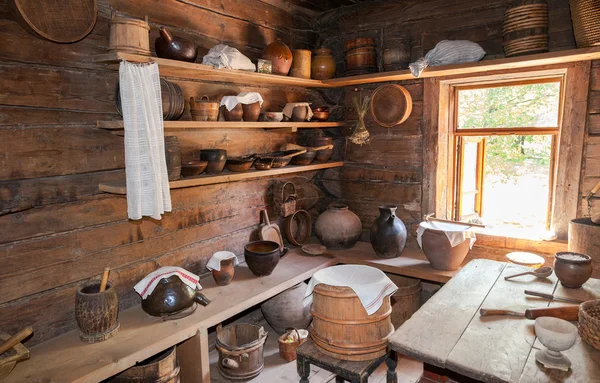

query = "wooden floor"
[208, 314, 424, 383]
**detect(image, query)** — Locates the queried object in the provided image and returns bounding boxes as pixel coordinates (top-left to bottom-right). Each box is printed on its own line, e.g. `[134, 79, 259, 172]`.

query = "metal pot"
[141, 275, 210, 317]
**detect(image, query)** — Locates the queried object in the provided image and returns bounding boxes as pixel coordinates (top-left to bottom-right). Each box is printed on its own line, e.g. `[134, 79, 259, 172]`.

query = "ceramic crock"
[370, 205, 407, 258]
[315, 203, 362, 249]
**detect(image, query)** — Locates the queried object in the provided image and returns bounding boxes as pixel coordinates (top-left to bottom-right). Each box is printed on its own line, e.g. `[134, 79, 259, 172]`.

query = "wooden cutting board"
[259, 210, 284, 251]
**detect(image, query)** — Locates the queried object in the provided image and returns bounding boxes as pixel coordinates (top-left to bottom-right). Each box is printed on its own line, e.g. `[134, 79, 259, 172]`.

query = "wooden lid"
[505, 251, 546, 267]
[370, 84, 413, 127]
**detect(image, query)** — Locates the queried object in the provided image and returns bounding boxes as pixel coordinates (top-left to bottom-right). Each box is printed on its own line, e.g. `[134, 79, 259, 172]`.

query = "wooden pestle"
[99, 267, 110, 293]
[0, 327, 33, 355]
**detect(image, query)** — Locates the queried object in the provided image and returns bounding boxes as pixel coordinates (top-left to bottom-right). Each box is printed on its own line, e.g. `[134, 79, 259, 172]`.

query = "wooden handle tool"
[524, 290, 585, 304]
[0, 327, 33, 355]
[99, 267, 110, 293]
[480, 309, 524, 317]
[480, 305, 580, 321]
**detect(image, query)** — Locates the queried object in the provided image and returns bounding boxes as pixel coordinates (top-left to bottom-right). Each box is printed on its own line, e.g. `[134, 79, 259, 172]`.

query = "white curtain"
[119, 61, 172, 220]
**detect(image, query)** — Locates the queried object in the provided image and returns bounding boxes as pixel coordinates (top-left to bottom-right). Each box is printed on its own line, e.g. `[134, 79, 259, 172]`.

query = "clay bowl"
[225, 156, 256, 172]
[554, 252, 592, 288]
[284, 210, 312, 246]
[254, 160, 273, 170]
[222, 104, 243, 121]
[258, 150, 304, 168]
[419, 221, 471, 271]
[181, 160, 208, 177]
[312, 111, 330, 122]
[308, 137, 334, 162]
[199, 149, 227, 174]
[291, 150, 317, 166]
[244, 240, 286, 276]
[264, 112, 284, 122]
[313, 106, 329, 112]
[242, 102, 261, 122]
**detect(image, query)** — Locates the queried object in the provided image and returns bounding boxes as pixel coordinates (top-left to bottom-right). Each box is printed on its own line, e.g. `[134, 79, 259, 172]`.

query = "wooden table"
[388, 259, 600, 383]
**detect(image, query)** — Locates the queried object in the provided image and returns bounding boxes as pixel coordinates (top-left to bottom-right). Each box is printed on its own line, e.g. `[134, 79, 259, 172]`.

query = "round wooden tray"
[370, 84, 413, 127]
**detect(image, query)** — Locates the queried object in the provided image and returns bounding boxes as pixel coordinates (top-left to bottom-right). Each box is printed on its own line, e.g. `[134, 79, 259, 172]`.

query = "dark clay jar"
[244, 240, 287, 277]
[370, 205, 407, 258]
[554, 252, 592, 288]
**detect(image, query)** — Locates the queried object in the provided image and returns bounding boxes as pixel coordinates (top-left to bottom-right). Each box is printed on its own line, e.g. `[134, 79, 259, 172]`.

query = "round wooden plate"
[11, 0, 97, 43]
[370, 84, 413, 127]
[302, 244, 327, 256]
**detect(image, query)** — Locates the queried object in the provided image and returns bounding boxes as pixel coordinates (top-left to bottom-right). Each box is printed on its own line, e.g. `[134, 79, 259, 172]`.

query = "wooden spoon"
[504, 266, 553, 280]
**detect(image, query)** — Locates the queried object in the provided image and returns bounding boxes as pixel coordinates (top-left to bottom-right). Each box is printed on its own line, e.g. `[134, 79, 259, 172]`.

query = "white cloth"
[202, 44, 256, 71]
[303, 265, 398, 316]
[206, 251, 239, 271]
[416, 221, 477, 249]
[134, 266, 201, 299]
[219, 92, 264, 111]
[119, 61, 172, 220]
[409, 40, 485, 77]
[282, 103, 314, 121]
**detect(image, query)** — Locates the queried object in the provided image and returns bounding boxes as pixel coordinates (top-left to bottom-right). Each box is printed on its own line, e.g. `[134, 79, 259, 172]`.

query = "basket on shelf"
[273, 181, 297, 217]
[579, 299, 600, 350]
[278, 328, 308, 362]
[502, 0, 549, 57]
[570, 0, 600, 48]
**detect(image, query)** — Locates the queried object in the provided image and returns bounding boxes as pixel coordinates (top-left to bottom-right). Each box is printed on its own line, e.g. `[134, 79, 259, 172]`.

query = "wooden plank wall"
[582, 60, 600, 217]
[0, 0, 331, 346]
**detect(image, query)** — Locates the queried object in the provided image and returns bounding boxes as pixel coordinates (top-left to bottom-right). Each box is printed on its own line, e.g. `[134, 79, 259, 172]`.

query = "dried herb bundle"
[349, 95, 371, 145]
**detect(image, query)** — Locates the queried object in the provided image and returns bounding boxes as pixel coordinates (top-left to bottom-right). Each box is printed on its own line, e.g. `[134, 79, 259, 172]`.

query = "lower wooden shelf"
[99, 162, 344, 195]
[97, 120, 345, 132]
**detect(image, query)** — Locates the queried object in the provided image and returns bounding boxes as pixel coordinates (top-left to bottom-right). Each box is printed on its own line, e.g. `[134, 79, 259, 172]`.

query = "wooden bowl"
[225, 156, 256, 172]
[181, 160, 208, 177]
[285, 210, 312, 246]
[370, 84, 413, 127]
[312, 111, 330, 122]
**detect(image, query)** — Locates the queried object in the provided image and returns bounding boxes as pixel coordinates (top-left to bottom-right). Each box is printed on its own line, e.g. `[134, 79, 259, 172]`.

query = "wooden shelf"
[99, 162, 344, 194]
[96, 120, 345, 133]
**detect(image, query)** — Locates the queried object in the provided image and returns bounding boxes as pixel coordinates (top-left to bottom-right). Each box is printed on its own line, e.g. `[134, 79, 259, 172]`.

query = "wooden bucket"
[385, 274, 421, 328]
[345, 37, 378, 74]
[309, 284, 394, 361]
[383, 35, 411, 71]
[111, 347, 180, 382]
[570, 0, 600, 48]
[216, 323, 268, 381]
[109, 13, 150, 56]
[116, 78, 184, 121]
[189, 95, 219, 122]
[502, 0, 548, 57]
[569, 218, 600, 278]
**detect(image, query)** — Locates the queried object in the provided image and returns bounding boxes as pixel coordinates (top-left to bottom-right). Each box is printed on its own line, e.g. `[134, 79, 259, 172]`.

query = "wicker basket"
[273, 181, 297, 217]
[570, 0, 600, 48]
[278, 329, 308, 362]
[579, 299, 600, 350]
[503, 0, 549, 57]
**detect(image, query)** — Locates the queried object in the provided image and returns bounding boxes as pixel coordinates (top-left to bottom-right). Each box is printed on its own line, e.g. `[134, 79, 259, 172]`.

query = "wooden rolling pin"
[480, 305, 580, 321]
[0, 327, 33, 355]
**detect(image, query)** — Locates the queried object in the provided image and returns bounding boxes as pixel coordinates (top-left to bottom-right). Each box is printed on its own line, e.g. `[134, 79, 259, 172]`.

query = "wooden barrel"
[112, 347, 180, 382]
[309, 284, 394, 361]
[569, 218, 600, 278]
[109, 14, 150, 56]
[164, 136, 181, 181]
[570, 0, 600, 48]
[116, 78, 184, 121]
[386, 274, 421, 328]
[216, 323, 268, 381]
[383, 35, 411, 71]
[345, 37, 378, 76]
[502, 0, 548, 57]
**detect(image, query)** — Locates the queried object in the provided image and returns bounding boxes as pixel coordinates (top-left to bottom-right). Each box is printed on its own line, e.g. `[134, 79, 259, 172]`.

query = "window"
[451, 79, 563, 237]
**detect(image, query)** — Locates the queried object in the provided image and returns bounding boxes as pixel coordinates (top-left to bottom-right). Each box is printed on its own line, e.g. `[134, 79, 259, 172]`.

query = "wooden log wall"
[582, 60, 600, 217]
[0, 0, 329, 346]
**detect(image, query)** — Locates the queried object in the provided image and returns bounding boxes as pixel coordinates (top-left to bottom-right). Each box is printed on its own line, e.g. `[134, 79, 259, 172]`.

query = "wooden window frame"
[421, 62, 591, 240]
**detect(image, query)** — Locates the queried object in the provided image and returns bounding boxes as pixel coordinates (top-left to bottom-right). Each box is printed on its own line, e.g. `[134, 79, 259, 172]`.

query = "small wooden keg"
[75, 281, 119, 343]
[116, 78, 184, 121]
[309, 284, 394, 361]
[386, 274, 421, 328]
[164, 136, 181, 181]
[383, 35, 411, 71]
[109, 13, 151, 56]
[112, 347, 180, 383]
[502, 0, 549, 57]
[345, 37, 378, 76]
[569, 218, 600, 278]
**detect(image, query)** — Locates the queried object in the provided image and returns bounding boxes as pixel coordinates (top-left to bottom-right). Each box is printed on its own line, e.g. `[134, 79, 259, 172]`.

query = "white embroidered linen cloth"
[303, 265, 398, 316]
[134, 266, 201, 299]
[206, 251, 240, 271]
[282, 102, 314, 121]
[416, 221, 477, 249]
[220, 92, 264, 111]
[202, 44, 256, 71]
[119, 61, 172, 220]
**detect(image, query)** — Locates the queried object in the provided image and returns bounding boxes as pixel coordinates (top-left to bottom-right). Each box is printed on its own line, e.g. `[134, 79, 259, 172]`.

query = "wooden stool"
[296, 338, 397, 383]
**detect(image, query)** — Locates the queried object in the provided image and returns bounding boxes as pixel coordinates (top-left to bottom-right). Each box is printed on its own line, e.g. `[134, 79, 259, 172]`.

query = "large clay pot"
[370, 205, 407, 258]
[222, 104, 243, 121]
[311, 48, 336, 80]
[308, 136, 334, 162]
[155, 26, 198, 62]
[419, 222, 471, 271]
[261, 282, 312, 334]
[242, 102, 261, 122]
[315, 203, 362, 250]
[262, 39, 293, 75]
[554, 252, 592, 288]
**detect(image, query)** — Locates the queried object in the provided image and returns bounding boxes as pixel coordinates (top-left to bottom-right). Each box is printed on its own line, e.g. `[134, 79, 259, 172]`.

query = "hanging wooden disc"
[10, 0, 97, 43]
[370, 84, 413, 127]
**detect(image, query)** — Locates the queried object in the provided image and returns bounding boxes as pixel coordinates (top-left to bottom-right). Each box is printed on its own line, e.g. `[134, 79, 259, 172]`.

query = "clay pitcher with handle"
[370, 205, 407, 258]
[155, 26, 198, 62]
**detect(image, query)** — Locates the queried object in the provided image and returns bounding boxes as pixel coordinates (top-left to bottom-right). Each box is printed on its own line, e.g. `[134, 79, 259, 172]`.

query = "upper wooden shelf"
[99, 162, 344, 195]
[96, 120, 345, 133]
[94, 47, 600, 88]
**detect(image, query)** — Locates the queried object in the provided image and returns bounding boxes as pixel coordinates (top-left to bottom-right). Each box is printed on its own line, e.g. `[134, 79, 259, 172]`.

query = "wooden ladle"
[504, 266, 553, 280]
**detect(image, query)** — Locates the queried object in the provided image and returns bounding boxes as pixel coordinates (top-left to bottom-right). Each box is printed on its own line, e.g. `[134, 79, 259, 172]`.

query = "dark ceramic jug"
[141, 275, 210, 317]
[370, 205, 407, 258]
[155, 26, 198, 62]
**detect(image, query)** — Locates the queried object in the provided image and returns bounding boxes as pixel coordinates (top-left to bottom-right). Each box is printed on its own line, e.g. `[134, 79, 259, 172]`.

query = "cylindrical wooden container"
[164, 136, 181, 181]
[383, 35, 411, 71]
[109, 14, 150, 56]
[570, 0, 600, 48]
[345, 37, 378, 76]
[112, 347, 180, 383]
[75, 281, 119, 344]
[189, 95, 219, 121]
[216, 324, 267, 381]
[569, 218, 600, 278]
[116, 78, 184, 121]
[502, 0, 549, 57]
[309, 284, 394, 361]
[385, 274, 421, 328]
[290, 49, 312, 79]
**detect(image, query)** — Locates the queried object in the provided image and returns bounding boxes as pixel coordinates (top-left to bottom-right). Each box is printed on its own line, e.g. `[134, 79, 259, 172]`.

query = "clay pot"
[244, 241, 287, 277]
[292, 106, 308, 122]
[261, 282, 312, 334]
[308, 136, 333, 162]
[155, 26, 198, 62]
[419, 223, 471, 271]
[141, 275, 210, 317]
[242, 102, 261, 122]
[262, 39, 293, 76]
[554, 252, 592, 288]
[290, 49, 312, 79]
[212, 258, 235, 286]
[311, 48, 336, 80]
[75, 282, 119, 343]
[315, 203, 362, 250]
[199, 149, 227, 174]
[370, 205, 407, 258]
[290, 150, 317, 165]
[222, 104, 243, 121]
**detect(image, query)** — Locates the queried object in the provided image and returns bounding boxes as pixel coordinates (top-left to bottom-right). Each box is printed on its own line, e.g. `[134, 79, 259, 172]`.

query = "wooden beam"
[96, 120, 345, 130]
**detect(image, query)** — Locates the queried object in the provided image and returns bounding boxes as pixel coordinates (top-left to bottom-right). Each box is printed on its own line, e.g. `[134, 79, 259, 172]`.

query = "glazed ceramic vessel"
[199, 149, 227, 174]
[311, 47, 336, 80]
[554, 251, 592, 288]
[141, 275, 210, 317]
[307, 136, 333, 162]
[222, 104, 243, 121]
[244, 240, 287, 276]
[155, 26, 197, 62]
[212, 258, 235, 286]
[261, 282, 312, 334]
[262, 39, 293, 76]
[315, 203, 362, 250]
[242, 102, 261, 122]
[370, 205, 407, 258]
